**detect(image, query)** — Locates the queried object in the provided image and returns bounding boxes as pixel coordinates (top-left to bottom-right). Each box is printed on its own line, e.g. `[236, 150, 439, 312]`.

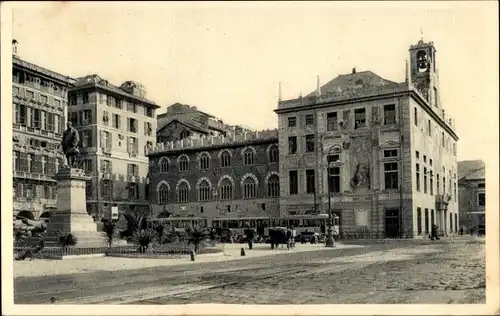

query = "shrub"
[120, 211, 149, 240]
[102, 221, 118, 247]
[58, 233, 78, 248]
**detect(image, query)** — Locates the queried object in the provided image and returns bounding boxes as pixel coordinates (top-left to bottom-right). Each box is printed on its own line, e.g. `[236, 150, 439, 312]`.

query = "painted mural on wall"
[349, 136, 371, 190]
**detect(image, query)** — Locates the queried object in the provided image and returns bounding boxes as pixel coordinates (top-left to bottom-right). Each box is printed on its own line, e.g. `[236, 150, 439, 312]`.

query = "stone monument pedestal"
[45, 167, 108, 247]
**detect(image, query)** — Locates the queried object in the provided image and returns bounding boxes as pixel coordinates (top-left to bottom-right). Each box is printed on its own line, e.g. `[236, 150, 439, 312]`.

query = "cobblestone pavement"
[139, 239, 485, 304]
[14, 238, 485, 304]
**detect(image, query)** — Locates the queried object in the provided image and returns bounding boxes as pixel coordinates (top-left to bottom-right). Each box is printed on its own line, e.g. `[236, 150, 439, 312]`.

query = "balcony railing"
[13, 171, 56, 182]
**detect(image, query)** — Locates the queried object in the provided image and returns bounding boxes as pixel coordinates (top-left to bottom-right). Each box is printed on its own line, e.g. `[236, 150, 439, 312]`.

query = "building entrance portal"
[384, 209, 400, 238]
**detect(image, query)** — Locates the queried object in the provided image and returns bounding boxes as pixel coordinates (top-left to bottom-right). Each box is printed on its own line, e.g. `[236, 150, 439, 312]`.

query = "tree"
[120, 210, 148, 240]
[153, 223, 168, 244]
[132, 229, 157, 253]
[185, 226, 207, 254]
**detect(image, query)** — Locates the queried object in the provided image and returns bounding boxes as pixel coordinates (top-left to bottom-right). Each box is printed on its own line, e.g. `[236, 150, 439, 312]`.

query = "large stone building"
[147, 130, 280, 232]
[457, 160, 485, 231]
[156, 103, 252, 143]
[67, 75, 160, 220]
[274, 39, 459, 238]
[12, 40, 74, 221]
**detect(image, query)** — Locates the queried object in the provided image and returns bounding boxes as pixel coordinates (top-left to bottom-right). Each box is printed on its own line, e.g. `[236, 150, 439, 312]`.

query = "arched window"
[198, 180, 211, 201]
[268, 146, 279, 163]
[177, 181, 190, 203]
[220, 150, 231, 168]
[267, 174, 280, 197]
[243, 148, 255, 166]
[178, 156, 189, 172]
[157, 182, 169, 204]
[160, 157, 169, 173]
[199, 153, 210, 170]
[243, 176, 257, 199]
[219, 177, 233, 200]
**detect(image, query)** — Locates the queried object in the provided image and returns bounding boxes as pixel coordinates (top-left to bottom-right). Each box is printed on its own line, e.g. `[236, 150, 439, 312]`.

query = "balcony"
[128, 175, 138, 183]
[102, 147, 112, 155]
[436, 194, 451, 211]
[101, 172, 112, 180]
[13, 171, 56, 182]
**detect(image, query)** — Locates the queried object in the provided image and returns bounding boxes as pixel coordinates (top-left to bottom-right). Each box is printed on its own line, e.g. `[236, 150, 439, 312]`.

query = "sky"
[8, 1, 499, 162]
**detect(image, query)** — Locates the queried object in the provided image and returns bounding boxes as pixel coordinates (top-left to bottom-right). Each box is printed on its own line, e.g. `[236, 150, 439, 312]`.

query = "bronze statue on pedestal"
[61, 122, 81, 168]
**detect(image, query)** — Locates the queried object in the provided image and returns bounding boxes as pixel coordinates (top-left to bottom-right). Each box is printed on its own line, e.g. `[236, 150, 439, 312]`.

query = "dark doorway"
[256, 219, 265, 236]
[384, 209, 400, 238]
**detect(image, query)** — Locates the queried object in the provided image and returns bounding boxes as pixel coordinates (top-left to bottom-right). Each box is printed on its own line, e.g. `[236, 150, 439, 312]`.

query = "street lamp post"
[325, 144, 340, 248]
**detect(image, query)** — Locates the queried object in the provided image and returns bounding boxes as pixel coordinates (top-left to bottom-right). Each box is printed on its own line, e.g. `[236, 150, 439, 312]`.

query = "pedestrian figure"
[291, 226, 297, 249]
[459, 226, 464, 236]
[430, 224, 440, 240]
[286, 228, 292, 250]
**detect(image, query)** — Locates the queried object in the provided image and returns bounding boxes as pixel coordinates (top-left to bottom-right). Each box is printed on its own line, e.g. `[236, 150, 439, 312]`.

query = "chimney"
[352, 67, 356, 74]
[12, 39, 18, 56]
[278, 82, 282, 102]
[316, 75, 321, 98]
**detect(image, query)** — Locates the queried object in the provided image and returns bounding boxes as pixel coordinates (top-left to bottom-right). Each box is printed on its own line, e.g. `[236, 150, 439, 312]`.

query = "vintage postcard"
[1, 1, 498, 315]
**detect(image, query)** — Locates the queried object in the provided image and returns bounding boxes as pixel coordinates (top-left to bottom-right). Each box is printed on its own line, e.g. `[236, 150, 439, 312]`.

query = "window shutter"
[135, 139, 139, 153]
[127, 164, 132, 176]
[144, 122, 148, 135]
[107, 132, 112, 149]
[127, 136, 131, 153]
[134, 119, 138, 132]
[100, 130, 105, 148]
[127, 118, 131, 132]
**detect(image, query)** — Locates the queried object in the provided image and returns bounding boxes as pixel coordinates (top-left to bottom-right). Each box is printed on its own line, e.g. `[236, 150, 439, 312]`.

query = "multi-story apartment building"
[12, 40, 74, 221]
[156, 103, 253, 143]
[67, 75, 159, 220]
[274, 39, 459, 238]
[146, 130, 280, 233]
[458, 160, 485, 231]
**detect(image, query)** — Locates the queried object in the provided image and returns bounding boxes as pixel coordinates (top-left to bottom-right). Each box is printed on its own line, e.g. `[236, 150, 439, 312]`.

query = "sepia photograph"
[1, 1, 498, 315]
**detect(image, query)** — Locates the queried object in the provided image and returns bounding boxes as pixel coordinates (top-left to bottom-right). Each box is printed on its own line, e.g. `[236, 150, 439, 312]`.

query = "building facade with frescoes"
[274, 39, 459, 238]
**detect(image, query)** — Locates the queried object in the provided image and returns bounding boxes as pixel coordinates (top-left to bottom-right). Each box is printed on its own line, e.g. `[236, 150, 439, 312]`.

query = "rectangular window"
[289, 170, 298, 195]
[69, 94, 77, 105]
[431, 209, 435, 225]
[146, 108, 154, 118]
[416, 151, 420, 159]
[305, 114, 314, 126]
[128, 137, 138, 154]
[101, 180, 111, 198]
[417, 207, 422, 235]
[305, 135, 315, 152]
[384, 162, 399, 190]
[424, 208, 429, 235]
[327, 112, 338, 131]
[423, 155, 427, 163]
[428, 120, 432, 136]
[112, 114, 120, 129]
[384, 104, 396, 125]
[423, 167, 428, 194]
[288, 136, 297, 154]
[82, 130, 93, 147]
[478, 193, 485, 206]
[102, 111, 109, 125]
[306, 169, 315, 194]
[328, 166, 341, 193]
[127, 164, 139, 177]
[82, 92, 89, 104]
[128, 118, 138, 133]
[430, 159, 433, 166]
[32, 108, 41, 128]
[40, 95, 48, 104]
[430, 171, 434, 195]
[414, 107, 418, 126]
[436, 174, 440, 195]
[478, 183, 485, 188]
[144, 122, 152, 136]
[442, 132, 445, 147]
[288, 117, 296, 128]
[434, 87, 439, 107]
[354, 108, 366, 129]
[101, 160, 111, 173]
[416, 163, 420, 191]
[383, 149, 398, 158]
